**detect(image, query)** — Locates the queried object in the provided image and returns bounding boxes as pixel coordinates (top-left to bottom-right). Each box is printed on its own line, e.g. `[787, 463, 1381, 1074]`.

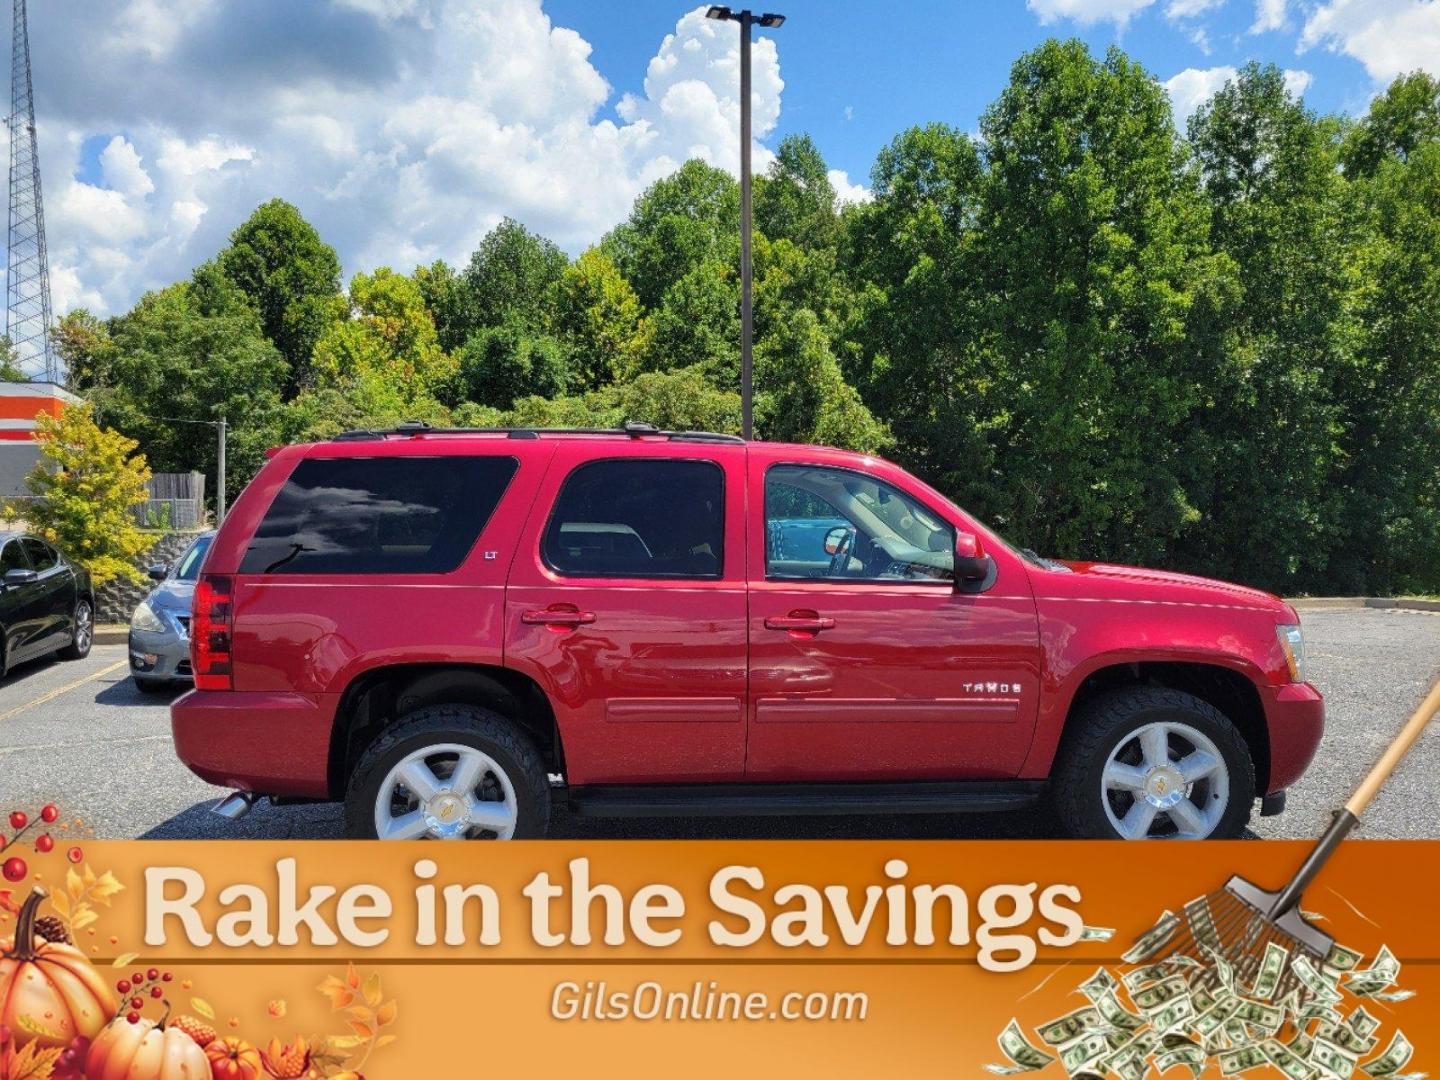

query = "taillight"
[192, 574, 233, 690]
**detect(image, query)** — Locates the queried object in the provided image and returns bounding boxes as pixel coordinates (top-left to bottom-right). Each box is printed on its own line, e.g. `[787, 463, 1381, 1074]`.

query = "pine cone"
[33, 914, 70, 944]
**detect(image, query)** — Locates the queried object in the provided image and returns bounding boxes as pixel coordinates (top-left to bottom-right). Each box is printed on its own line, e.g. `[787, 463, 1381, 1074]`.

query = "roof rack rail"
[329, 420, 745, 445]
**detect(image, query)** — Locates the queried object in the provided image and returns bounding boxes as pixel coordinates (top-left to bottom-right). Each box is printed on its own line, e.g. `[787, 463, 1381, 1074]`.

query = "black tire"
[1051, 686, 1254, 840]
[58, 598, 93, 660]
[344, 704, 550, 840]
[133, 677, 169, 694]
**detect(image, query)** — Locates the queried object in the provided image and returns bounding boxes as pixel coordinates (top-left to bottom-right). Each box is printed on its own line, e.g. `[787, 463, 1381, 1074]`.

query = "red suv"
[171, 422, 1323, 841]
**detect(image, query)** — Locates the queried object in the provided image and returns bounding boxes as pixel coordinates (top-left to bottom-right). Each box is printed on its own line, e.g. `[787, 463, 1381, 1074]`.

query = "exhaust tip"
[212, 791, 258, 820]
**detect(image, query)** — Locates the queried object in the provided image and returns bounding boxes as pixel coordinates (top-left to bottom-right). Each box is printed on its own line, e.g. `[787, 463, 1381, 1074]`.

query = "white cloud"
[828, 169, 871, 206]
[1300, 0, 1440, 83]
[98, 136, 153, 199]
[1027, 0, 1157, 28]
[1164, 66, 1237, 127]
[843, 105, 854, 122]
[1284, 68, 1314, 99]
[1165, 0, 1224, 19]
[29, 2, 802, 318]
[1250, 0, 1286, 33]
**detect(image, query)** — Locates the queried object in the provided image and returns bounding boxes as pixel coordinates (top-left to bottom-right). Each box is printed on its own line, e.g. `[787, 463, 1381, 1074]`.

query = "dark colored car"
[129, 531, 215, 692]
[172, 423, 1323, 842]
[0, 532, 93, 677]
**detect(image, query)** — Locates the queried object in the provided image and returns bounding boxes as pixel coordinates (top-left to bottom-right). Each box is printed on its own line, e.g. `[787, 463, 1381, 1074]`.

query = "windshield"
[174, 534, 214, 581]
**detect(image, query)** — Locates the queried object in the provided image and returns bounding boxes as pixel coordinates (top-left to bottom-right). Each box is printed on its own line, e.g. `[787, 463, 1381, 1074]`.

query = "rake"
[1131, 676, 1440, 1003]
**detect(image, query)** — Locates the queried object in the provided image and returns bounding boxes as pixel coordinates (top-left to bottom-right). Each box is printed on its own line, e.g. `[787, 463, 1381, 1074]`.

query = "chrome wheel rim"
[373, 743, 518, 840]
[1101, 721, 1229, 839]
[74, 602, 92, 651]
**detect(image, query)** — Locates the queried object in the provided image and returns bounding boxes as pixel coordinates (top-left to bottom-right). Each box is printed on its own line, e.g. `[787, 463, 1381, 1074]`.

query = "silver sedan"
[129, 531, 214, 692]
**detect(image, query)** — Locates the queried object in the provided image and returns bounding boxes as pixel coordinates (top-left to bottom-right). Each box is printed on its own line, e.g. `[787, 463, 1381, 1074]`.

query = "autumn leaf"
[90, 871, 125, 905]
[374, 1034, 397, 1050]
[191, 998, 216, 1020]
[344, 963, 360, 990]
[14, 1015, 63, 1041]
[111, 952, 138, 968]
[46, 892, 67, 919]
[346, 1021, 373, 1041]
[323, 1035, 366, 1052]
[71, 908, 98, 932]
[361, 972, 382, 1008]
[375, 1000, 397, 1027]
[317, 976, 354, 1011]
[4, 1040, 63, 1080]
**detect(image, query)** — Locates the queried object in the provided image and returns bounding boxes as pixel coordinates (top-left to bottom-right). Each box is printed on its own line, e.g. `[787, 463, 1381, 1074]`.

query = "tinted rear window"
[240, 456, 518, 575]
[542, 459, 724, 579]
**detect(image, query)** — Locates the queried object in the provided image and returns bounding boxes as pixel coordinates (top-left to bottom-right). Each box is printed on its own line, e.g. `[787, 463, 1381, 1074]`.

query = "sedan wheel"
[60, 599, 93, 660]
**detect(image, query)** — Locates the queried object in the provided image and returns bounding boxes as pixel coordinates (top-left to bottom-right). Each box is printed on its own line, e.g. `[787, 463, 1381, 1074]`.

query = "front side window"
[20, 539, 56, 571]
[543, 459, 724, 579]
[765, 465, 955, 583]
[239, 456, 518, 575]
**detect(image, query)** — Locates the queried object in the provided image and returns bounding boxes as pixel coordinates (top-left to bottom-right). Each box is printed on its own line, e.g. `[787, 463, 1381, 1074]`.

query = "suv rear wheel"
[344, 705, 550, 840]
[1052, 687, 1254, 840]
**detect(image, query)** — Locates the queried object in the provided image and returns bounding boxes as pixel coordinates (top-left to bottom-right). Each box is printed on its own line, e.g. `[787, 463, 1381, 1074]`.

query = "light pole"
[705, 5, 785, 441]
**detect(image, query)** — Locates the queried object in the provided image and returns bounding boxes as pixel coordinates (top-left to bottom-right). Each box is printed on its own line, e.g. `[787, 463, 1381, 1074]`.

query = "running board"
[565, 780, 1046, 818]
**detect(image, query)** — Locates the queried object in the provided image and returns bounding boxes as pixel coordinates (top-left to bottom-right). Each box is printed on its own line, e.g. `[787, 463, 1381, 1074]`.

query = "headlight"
[1276, 623, 1306, 683]
[131, 600, 166, 634]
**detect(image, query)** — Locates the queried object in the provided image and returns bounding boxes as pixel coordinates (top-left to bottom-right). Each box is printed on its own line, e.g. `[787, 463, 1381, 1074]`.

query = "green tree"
[217, 199, 342, 391]
[97, 263, 289, 495]
[1341, 72, 1440, 177]
[460, 218, 569, 334]
[755, 134, 840, 251]
[548, 249, 648, 389]
[447, 316, 569, 410]
[54, 311, 117, 394]
[5, 404, 152, 587]
[413, 259, 470, 352]
[604, 160, 740, 309]
[755, 308, 890, 453]
[1186, 62, 1352, 590]
[505, 366, 741, 433]
[311, 268, 456, 418]
[639, 261, 739, 380]
[970, 41, 1228, 566]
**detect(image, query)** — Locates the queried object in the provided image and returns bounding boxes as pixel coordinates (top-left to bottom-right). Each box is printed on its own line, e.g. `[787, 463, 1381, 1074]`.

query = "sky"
[12, 0, 1439, 321]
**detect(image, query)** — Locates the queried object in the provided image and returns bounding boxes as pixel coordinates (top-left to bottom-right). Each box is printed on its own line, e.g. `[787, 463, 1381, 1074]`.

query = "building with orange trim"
[0, 381, 79, 495]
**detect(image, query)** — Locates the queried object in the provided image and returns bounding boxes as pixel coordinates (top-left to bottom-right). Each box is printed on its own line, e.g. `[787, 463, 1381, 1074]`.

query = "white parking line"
[0, 658, 128, 724]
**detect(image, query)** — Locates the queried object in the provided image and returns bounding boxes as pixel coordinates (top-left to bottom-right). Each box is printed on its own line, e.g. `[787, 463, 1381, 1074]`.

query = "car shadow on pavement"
[142, 796, 1090, 841]
[94, 678, 184, 706]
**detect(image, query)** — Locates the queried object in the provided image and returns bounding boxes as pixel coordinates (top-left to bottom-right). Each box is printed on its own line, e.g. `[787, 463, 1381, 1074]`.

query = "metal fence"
[133, 471, 206, 529]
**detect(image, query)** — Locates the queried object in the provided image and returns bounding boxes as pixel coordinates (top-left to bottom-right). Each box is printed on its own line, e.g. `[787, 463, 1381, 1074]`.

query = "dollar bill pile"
[986, 912, 1422, 1080]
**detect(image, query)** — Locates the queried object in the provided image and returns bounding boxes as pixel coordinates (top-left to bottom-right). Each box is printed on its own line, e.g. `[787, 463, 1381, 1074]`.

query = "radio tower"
[6, 0, 55, 382]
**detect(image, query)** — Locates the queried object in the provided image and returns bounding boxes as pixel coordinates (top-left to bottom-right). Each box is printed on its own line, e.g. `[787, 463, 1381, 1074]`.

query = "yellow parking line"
[0, 658, 128, 724]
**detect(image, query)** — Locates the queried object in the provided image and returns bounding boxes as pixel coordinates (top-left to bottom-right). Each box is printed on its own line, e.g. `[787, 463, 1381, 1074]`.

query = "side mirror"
[147, 563, 169, 582]
[3, 568, 37, 587]
[954, 532, 990, 584]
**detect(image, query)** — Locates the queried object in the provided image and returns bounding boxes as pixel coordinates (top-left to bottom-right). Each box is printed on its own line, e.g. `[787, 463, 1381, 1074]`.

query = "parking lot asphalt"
[0, 607, 1436, 842]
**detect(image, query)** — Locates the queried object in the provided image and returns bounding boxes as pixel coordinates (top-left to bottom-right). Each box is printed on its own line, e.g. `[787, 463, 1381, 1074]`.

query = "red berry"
[1, 856, 26, 882]
[126, 1012, 140, 1024]
[40, 805, 58, 824]
[35, 834, 53, 853]
[0, 834, 6, 850]
[132, 972, 144, 985]
[66, 846, 82, 864]
[150, 986, 163, 999]
[130, 996, 143, 1010]
[116, 980, 130, 994]
[147, 967, 159, 981]
[161, 972, 173, 982]
[8, 811, 26, 831]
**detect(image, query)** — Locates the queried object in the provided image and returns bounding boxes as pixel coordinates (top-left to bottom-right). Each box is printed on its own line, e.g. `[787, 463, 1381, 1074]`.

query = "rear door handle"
[522, 607, 596, 628]
[764, 612, 836, 633]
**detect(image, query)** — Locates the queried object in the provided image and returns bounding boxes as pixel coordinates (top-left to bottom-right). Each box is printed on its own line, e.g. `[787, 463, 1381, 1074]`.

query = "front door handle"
[521, 606, 596, 628]
[764, 611, 836, 634]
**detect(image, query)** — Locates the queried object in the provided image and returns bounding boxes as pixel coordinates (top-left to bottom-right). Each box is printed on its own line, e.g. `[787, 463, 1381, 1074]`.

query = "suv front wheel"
[344, 705, 551, 840]
[1051, 687, 1255, 840]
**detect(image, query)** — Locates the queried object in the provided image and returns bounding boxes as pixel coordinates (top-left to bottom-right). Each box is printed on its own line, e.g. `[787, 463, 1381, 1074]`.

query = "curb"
[95, 626, 130, 646]
[1288, 597, 1440, 613]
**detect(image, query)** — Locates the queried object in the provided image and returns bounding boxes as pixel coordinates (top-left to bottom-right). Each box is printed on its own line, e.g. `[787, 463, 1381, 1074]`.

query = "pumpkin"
[0, 887, 115, 1049]
[206, 1036, 264, 1080]
[86, 1013, 210, 1080]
